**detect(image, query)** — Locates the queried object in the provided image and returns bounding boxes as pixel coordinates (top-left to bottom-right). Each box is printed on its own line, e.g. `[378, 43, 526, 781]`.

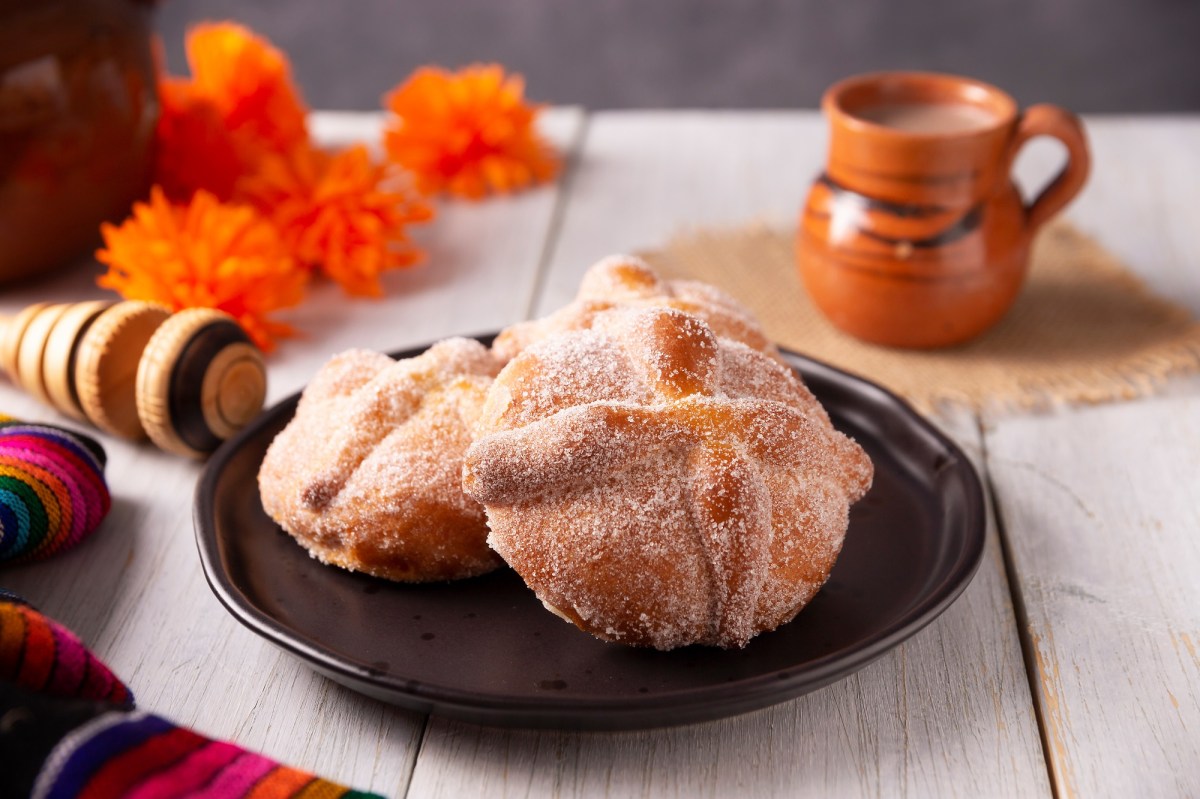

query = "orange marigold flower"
[237, 143, 433, 297]
[154, 23, 310, 201]
[96, 187, 307, 351]
[154, 77, 243, 202]
[383, 64, 559, 199]
[185, 21, 309, 156]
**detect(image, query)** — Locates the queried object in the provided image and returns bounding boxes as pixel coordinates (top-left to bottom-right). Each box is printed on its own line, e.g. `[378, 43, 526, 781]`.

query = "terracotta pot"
[797, 71, 1090, 349]
[0, 0, 158, 285]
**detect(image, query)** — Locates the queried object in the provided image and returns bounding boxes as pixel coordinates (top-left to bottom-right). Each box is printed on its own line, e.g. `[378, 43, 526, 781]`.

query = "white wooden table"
[2, 110, 1198, 798]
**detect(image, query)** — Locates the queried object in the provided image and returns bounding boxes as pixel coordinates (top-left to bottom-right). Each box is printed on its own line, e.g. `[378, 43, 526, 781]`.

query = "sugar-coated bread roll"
[492, 254, 779, 363]
[259, 338, 503, 582]
[464, 307, 873, 649]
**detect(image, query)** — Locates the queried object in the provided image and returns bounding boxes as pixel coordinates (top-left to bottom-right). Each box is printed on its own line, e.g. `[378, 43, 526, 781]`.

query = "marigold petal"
[235, 143, 431, 296]
[185, 22, 309, 155]
[96, 187, 306, 351]
[154, 22, 311, 203]
[153, 79, 244, 202]
[383, 63, 559, 199]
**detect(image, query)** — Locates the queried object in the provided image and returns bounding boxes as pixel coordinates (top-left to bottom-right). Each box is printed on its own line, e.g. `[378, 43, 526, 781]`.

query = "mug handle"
[1006, 104, 1091, 233]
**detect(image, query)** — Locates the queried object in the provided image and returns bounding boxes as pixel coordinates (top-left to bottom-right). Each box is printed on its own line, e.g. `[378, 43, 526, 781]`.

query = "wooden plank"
[0, 108, 584, 794]
[985, 114, 1200, 799]
[407, 111, 1049, 798]
[985, 393, 1200, 798]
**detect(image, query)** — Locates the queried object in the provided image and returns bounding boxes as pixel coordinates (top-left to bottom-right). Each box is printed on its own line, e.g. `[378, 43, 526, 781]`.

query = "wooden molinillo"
[0, 301, 267, 458]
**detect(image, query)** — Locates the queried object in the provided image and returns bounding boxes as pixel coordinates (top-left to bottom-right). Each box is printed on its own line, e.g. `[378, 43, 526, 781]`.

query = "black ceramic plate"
[195, 336, 985, 730]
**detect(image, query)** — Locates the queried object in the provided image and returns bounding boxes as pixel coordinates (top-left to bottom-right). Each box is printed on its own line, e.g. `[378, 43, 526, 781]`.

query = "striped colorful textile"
[0, 415, 111, 563]
[31, 710, 384, 799]
[0, 424, 383, 799]
[0, 598, 132, 707]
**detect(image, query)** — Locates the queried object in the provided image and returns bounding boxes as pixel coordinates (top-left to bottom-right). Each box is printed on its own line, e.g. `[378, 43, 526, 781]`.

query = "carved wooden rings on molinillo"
[136, 308, 267, 458]
[0, 301, 266, 457]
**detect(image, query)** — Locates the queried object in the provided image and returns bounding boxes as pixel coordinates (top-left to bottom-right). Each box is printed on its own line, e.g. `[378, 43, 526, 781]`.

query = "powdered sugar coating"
[259, 338, 504, 582]
[464, 307, 873, 649]
[492, 254, 780, 363]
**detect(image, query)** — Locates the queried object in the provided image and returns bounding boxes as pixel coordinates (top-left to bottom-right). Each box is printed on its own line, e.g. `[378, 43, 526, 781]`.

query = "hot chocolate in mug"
[797, 71, 1090, 348]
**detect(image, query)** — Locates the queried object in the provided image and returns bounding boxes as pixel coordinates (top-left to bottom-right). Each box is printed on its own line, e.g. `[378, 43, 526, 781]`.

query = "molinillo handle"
[0, 301, 267, 457]
[1006, 104, 1092, 233]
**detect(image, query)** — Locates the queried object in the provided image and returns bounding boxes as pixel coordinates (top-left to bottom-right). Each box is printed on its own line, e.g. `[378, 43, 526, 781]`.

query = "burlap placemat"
[642, 221, 1200, 413]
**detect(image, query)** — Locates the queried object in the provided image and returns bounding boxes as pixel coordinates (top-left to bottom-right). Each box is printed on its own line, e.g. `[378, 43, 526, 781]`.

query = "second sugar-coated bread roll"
[463, 307, 873, 649]
[259, 338, 503, 582]
[492, 254, 780, 363]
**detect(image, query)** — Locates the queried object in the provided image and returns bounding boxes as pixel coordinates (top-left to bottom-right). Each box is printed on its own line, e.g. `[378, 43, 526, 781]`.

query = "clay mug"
[797, 71, 1090, 348]
[0, 0, 157, 285]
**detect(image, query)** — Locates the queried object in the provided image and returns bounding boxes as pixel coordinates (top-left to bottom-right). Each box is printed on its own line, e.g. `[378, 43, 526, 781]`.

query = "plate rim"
[194, 335, 986, 729]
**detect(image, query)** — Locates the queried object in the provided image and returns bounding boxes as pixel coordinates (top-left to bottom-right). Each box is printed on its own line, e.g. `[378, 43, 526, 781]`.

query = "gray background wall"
[158, 0, 1200, 112]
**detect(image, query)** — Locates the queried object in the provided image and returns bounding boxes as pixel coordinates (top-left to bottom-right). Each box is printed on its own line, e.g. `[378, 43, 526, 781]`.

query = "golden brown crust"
[492, 254, 781, 363]
[258, 338, 504, 582]
[464, 307, 873, 649]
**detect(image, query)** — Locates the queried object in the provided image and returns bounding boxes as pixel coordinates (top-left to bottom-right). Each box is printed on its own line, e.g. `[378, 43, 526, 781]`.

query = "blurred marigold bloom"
[154, 22, 309, 200]
[238, 144, 434, 297]
[96, 187, 307, 351]
[383, 64, 559, 199]
[154, 77, 243, 202]
[185, 21, 309, 155]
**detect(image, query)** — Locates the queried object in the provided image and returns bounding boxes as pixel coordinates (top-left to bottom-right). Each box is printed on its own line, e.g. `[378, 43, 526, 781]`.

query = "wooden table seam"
[520, 111, 595, 323]
[976, 413, 1066, 799]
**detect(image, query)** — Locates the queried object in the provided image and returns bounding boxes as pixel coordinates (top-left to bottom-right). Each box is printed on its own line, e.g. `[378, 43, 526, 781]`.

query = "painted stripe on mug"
[833, 162, 981, 185]
[804, 204, 983, 249]
[815, 174, 952, 217]
[806, 257, 989, 285]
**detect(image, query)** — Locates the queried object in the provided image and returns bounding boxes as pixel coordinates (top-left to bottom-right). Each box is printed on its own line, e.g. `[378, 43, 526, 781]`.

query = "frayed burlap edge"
[641, 220, 1200, 415]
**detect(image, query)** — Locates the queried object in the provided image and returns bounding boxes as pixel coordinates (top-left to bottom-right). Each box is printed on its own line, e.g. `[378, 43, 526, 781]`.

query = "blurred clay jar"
[0, 0, 157, 285]
[797, 72, 1090, 348]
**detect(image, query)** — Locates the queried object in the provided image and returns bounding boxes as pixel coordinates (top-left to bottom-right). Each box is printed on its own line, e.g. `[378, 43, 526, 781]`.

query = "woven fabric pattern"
[0, 599, 132, 707]
[0, 416, 111, 563]
[31, 710, 382, 799]
[0, 420, 381, 797]
[643, 221, 1200, 413]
